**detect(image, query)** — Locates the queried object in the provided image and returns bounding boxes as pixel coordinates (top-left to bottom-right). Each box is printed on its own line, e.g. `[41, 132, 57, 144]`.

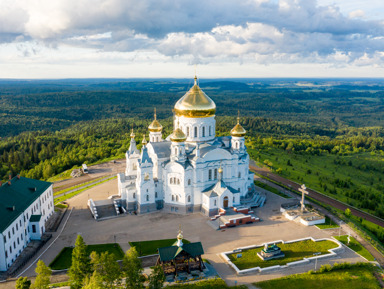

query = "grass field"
[49, 243, 124, 270]
[254, 180, 290, 198]
[129, 239, 191, 257]
[228, 240, 338, 270]
[249, 147, 383, 212]
[255, 264, 380, 289]
[316, 216, 339, 229]
[334, 235, 375, 261]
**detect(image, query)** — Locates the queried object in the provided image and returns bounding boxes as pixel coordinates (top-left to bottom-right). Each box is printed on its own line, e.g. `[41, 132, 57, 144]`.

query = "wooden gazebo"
[156, 229, 205, 276]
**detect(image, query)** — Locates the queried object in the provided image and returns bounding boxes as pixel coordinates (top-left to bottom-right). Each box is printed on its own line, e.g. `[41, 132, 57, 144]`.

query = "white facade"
[117, 79, 254, 215]
[0, 178, 54, 271]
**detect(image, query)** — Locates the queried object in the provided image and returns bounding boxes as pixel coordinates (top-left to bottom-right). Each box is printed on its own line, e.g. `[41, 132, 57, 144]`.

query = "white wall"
[176, 116, 216, 142]
[0, 184, 53, 271]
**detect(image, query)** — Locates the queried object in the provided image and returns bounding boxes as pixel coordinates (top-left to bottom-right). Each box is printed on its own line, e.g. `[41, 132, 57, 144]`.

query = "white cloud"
[349, 9, 365, 19]
[0, 0, 383, 77]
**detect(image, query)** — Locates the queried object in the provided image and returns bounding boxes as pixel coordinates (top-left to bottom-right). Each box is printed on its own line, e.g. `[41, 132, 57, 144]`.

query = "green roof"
[158, 242, 204, 262]
[30, 214, 42, 222]
[0, 176, 52, 233]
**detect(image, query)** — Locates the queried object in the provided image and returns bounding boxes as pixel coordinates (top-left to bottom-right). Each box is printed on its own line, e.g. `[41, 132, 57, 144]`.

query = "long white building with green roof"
[0, 175, 54, 271]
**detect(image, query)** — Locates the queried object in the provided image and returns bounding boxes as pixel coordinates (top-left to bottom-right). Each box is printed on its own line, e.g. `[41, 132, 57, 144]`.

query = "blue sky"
[0, 0, 383, 78]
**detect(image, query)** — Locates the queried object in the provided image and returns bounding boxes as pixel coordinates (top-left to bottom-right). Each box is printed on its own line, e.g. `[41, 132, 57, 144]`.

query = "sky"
[0, 0, 384, 78]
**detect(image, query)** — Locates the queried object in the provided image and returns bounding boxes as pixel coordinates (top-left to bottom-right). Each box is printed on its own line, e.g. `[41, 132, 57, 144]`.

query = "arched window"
[188, 195, 191, 202]
[202, 127, 205, 137]
[177, 179, 180, 185]
[214, 200, 217, 206]
[146, 195, 149, 201]
[155, 192, 158, 198]
[170, 178, 173, 185]
[188, 179, 191, 185]
[133, 193, 136, 199]
[176, 196, 179, 202]
[209, 126, 211, 136]
[238, 172, 241, 178]
[187, 127, 190, 137]
[208, 169, 212, 180]
[214, 169, 218, 180]
[194, 127, 197, 137]
[233, 196, 235, 203]
[172, 195, 174, 201]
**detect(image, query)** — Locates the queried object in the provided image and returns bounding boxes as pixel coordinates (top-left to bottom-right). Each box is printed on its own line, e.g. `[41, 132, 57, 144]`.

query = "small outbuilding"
[157, 229, 205, 276]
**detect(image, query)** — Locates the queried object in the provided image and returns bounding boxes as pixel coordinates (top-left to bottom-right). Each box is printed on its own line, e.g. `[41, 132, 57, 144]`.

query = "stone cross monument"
[299, 184, 309, 212]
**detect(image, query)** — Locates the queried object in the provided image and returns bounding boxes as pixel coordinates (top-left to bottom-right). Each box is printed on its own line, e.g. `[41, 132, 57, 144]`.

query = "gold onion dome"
[174, 76, 216, 118]
[142, 134, 147, 145]
[231, 115, 246, 137]
[170, 122, 187, 142]
[130, 129, 135, 138]
[148, 108, 163, 132]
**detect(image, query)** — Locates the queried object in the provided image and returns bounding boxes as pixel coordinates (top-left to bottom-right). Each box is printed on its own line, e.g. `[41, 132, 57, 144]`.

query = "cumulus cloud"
[0, 0, 383, 67]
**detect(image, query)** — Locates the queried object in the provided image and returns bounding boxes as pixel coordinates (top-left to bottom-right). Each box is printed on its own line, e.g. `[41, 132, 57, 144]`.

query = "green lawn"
[49, 243, 124, 270]
[334, 235, 375, 261]
[228, 240, 338, 270]
[255, 264, 380, 289]
[254, 180, 290, 198]
[129, 239, 190, 257]
[316, 216, 339, 229]
[167, 278, 247, 288]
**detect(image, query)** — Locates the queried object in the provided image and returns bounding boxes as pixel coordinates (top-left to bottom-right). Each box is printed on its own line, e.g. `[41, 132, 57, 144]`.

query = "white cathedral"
[117, 76, 254, 216]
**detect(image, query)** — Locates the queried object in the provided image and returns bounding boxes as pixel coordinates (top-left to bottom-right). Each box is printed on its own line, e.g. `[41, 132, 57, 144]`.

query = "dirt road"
[53, 159, 125, 191]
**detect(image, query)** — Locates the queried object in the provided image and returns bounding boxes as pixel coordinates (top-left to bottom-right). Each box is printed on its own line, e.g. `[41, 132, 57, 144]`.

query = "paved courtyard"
[3, 179, 366, 288]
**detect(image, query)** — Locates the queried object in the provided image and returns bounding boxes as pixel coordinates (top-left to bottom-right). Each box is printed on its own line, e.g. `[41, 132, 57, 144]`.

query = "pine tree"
[90, 251, 121, 289]
[32, 260, 51, 289]
[122, 247, 144, 289]
[15, 277, 31, 289]
[82, 271, 104, 289]
[148, 265, 165, 289]
[68, 235, 91, 289]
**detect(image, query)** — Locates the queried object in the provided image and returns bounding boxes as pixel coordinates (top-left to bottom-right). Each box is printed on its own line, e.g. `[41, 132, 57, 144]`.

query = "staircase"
[96, 204, 117, 220]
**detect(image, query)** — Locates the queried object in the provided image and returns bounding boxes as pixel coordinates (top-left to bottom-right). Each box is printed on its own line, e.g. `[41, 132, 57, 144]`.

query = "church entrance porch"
[223, 196, 229, 208]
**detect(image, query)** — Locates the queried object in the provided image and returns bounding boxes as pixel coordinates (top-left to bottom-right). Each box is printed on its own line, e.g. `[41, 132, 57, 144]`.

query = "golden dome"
[231, 115, 246, 137]
[170, 128, 187, 142]
[174, 76, 216, 118]
[170, 122, 187, 142]
[130, 129, 135, 138]
[142, 134, 147, 145]
[148, 108, 163, 132]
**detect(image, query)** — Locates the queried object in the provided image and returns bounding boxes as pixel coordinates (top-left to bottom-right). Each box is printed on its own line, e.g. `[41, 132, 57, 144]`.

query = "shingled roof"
[0, 176, 52, 233]
[158, 242, 204, 262]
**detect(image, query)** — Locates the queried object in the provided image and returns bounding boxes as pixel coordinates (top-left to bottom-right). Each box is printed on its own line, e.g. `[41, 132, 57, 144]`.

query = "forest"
[1, 78, 384, 228]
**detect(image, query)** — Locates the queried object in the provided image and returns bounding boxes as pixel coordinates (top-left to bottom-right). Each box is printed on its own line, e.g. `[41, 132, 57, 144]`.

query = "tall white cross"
[299, 184, 309, 212]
